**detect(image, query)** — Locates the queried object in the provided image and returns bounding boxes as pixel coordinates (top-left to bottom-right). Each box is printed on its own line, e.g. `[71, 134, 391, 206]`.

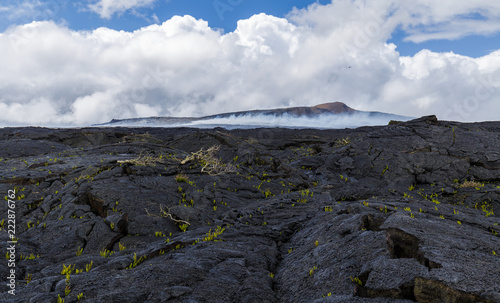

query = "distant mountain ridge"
[205, 102, 357, 118]
[98, 102, 412, 127]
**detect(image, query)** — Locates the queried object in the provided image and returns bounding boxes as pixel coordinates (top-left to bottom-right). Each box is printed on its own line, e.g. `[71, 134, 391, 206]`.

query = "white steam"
[102, 112, 412, 129]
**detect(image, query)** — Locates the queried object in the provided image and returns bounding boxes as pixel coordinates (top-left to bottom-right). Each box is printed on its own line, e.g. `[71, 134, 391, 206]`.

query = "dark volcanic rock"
[0, 116, 499, 303]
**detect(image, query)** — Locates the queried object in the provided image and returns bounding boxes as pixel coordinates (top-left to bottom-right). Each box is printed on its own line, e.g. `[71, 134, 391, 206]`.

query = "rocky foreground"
[0, 116, 499, 303]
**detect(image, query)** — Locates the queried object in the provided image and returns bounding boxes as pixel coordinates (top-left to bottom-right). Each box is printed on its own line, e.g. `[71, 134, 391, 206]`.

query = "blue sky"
[1, 0, 498, 58]
[389, 31, 500, 58]
[0, 0, 499, 126]
[0, 1, 332, 33]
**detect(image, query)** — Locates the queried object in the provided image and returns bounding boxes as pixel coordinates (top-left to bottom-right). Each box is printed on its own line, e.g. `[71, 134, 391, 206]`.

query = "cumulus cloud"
[88, 0, 158, 19]
[0, 0, 499, 127]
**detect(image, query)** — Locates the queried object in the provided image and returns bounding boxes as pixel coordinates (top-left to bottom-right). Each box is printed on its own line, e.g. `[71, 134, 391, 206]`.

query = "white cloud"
[151, 13, 160, 24]
[0, 1, 500, 127]
[0, 0, 63, 24]
[88, 0, 158, 19]
[288, 0, 500, 43]
[403, 19, 500, 43]
[396, 1, 500, 43]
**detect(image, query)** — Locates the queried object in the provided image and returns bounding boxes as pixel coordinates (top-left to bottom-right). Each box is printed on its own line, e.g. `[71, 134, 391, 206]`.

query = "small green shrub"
[175, 174, 189, 183]
[460, 180, 483, 188]
[61, 264, 75, 275]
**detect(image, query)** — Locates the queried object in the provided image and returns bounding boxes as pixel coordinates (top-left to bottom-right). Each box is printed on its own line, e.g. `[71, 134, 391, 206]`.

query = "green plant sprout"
[127, 253, 146, 269]
[179, 224, 189, 232]
[381, 165, 389, 176]
[350, 276, 362, 286]
[85, 261, 93, 272]
[100, 249, 113, 258]
[61, 264, 75, 275]
[202, 226, 225, 242]
[175, 174, 189, 183]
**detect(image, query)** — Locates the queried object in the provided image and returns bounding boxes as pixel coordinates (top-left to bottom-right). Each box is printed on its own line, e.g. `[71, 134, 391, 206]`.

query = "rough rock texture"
[0, 116, 499, 303]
